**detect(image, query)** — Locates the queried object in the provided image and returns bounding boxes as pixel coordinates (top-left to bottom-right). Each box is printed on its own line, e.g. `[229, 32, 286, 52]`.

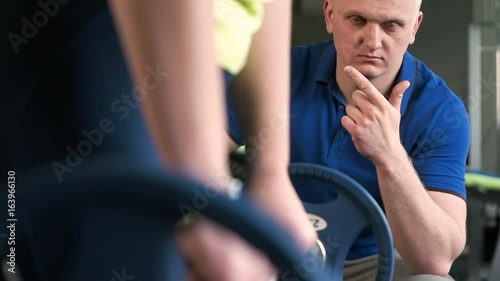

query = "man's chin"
[352, 64, 383, 80]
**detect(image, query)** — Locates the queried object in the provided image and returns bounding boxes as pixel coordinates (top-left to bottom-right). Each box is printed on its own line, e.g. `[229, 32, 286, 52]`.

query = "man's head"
[323, 0, 423, 81]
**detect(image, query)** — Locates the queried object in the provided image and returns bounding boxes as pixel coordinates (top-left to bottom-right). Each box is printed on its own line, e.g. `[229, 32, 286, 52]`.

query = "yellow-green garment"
[214, 0, 272, 75]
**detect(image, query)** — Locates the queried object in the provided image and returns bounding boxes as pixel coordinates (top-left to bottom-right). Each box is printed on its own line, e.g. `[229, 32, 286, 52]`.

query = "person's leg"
[343, 255, 378, 281]
[9, 6, 172, 281]
[398, 275, 454, 281]
[62, 6, 159, 166]
[341, 253, 455, 281]
[9, 4, 161, 176]
[392, 252, 455, 281]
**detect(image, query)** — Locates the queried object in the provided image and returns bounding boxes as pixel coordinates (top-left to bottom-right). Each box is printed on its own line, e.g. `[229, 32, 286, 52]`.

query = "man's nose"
[361, 24, 383, 50]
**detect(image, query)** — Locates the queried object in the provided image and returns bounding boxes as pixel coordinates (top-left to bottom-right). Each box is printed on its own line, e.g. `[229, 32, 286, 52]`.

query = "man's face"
[324, 0, 423, 80]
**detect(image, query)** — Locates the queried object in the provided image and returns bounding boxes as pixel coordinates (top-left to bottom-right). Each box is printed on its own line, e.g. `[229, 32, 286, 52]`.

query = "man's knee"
[394, 274, 455, 281]
[392, 254, 455, 281]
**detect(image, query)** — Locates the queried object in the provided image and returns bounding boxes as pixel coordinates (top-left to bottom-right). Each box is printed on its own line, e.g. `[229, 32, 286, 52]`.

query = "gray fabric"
[343, 253, 455, 281]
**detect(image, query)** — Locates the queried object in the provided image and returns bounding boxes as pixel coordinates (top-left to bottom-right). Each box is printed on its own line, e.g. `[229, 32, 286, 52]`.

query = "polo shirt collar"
[397, 52, 418, 117]
[314, 41, 417, 116]
[314, 41, 336, 85]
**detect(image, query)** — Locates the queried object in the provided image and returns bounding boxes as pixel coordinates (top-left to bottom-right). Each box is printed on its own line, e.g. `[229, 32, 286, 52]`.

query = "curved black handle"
[10, 156, 329, 281]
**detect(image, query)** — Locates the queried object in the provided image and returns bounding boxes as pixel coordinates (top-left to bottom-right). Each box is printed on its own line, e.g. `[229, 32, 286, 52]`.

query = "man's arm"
[376, 152, 466, 276]
[342, 66, 467, 276]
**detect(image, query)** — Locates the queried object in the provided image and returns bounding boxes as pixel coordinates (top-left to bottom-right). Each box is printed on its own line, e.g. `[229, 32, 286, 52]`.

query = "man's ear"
[323, 0, 334, 34]
[409, 11, 423, 45]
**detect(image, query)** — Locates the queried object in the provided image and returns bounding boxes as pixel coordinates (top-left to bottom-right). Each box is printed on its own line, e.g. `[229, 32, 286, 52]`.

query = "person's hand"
[245, 170, 318, 252]
[176, 217, 277, 281]
[341, 65, 410, 165]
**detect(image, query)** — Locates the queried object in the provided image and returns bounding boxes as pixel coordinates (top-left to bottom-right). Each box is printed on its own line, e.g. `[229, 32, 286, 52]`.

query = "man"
[226, 0, 469, 280]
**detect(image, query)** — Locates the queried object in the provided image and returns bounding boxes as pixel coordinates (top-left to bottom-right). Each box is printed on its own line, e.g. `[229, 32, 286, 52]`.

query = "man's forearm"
[376, 146, 466, 276]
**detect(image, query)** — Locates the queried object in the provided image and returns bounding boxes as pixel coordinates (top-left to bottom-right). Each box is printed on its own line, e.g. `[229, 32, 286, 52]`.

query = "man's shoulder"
[291, 40, 333, 53]
[291, 40, 333, 66]
[409, 54, 448, 91]
[403, 53, 468, 130]
[410, 53, 462, 104]
[289, 40, 334, 89]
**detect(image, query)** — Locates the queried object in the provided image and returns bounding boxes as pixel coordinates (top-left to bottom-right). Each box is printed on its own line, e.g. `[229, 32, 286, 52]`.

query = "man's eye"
[384, 21, 400, 30]
[350, 16, 365, 25]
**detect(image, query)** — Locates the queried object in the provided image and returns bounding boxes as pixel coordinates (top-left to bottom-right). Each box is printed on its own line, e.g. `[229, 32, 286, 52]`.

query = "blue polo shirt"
[226, 40, 470, 260]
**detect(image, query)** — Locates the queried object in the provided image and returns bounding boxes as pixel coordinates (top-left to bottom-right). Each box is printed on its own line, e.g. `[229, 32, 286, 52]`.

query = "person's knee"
[395, 274, 455, 281]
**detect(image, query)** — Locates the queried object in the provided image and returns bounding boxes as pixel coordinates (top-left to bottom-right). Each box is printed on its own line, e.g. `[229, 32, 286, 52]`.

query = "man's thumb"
[390, 80, 410, 111]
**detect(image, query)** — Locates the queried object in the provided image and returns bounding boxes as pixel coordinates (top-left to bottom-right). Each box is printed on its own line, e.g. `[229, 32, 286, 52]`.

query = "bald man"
[226, 0, 469, 280]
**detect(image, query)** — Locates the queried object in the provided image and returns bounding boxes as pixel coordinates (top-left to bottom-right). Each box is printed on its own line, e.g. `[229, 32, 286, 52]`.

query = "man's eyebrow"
[385, 17, 406, 25]
[342, 9, 406, 24]
[342, 9, 363, 17]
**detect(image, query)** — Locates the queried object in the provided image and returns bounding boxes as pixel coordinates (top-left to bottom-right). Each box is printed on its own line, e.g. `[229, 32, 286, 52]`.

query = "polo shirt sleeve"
[409, 95, 470, 200]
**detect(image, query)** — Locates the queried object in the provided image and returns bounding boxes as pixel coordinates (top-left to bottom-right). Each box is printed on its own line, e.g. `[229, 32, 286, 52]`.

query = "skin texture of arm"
[228, 0, 317, 250]
[377, 155, 466, 276]
[342, 65, 466, 276]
